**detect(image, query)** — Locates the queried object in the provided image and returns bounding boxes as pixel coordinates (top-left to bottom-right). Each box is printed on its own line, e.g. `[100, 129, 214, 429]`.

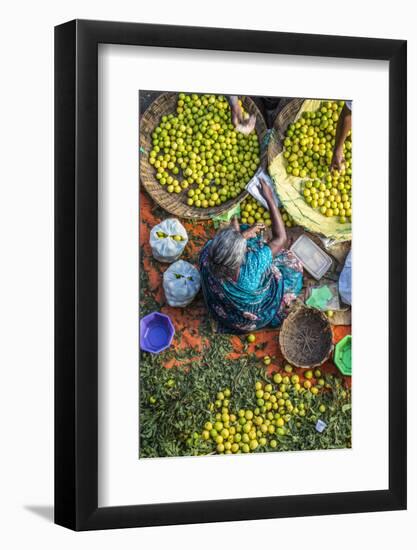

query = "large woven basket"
[140, 92, 267, 220]
[279, 304, 333, 368]
[267, 98, 351, 242]
[267, 98, 304, 165]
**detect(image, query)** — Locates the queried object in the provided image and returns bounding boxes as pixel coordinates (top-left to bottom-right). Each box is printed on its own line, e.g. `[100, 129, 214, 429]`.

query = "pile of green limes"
[239, 196, 295, 228]
[283, 100, 352, 224]
[149, 94, 260, 208]
[201, 364, 328, 454]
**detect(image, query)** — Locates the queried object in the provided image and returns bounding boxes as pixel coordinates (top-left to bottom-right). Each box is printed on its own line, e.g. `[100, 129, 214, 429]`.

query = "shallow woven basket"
[279, 305, 333, 368]
[267, 98, 304, 165]
[140, 92, 267, 220]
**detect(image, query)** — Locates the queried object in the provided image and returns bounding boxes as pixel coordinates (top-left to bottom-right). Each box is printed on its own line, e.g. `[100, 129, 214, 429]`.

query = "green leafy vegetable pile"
[139, 333, 351, 458]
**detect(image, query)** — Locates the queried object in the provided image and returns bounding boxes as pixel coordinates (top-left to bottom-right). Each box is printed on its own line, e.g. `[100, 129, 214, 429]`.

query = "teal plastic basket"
[334, 335, 352, 376]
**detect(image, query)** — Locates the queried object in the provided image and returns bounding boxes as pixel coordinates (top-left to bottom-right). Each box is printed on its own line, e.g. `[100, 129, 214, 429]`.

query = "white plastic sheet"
[246, 167, 280, 210]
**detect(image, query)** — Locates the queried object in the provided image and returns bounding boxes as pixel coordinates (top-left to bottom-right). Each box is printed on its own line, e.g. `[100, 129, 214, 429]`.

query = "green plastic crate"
[334, 335, 352, 376]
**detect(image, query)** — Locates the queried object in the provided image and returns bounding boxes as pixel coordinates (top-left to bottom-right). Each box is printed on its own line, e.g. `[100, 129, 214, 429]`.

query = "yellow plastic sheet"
[269, 100, 352, 242]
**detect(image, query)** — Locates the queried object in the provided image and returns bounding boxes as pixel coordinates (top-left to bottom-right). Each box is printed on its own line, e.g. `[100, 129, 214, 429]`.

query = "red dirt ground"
[140, 189, 351, 385]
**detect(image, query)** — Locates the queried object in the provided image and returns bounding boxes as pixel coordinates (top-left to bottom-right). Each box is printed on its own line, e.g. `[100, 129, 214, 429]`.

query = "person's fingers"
[332, 150, 346, 170]
[231, 216, 240, 230]
[248, 223, 261, 234]
[331, 157, 343, 171]
[246, 222, 265, 236]
[241, 115, 256, 134]
[259, 180, 269, 194]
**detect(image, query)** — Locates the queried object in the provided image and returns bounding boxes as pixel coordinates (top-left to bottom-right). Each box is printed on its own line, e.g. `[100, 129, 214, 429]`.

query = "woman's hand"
[259, 178, 274, 204]
[230, 215, 264, 240]
[242, 222, 265, 240]
[230, 216, 240, 232]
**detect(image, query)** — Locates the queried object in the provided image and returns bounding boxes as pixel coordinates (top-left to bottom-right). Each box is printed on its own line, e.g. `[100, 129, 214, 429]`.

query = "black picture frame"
[55, 19, 407, 531]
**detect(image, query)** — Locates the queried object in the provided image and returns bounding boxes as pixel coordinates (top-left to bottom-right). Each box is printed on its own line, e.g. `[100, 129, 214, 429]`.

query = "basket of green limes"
[268, 98, 352, 242]
[140, 92, 267, 220]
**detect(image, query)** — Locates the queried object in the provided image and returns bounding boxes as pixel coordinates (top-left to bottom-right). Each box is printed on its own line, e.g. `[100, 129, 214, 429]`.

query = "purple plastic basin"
[140, 312, 175, 353]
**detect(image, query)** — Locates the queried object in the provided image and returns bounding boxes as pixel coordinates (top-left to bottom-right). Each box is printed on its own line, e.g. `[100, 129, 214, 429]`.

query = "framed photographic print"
[55, 19, 407, 530]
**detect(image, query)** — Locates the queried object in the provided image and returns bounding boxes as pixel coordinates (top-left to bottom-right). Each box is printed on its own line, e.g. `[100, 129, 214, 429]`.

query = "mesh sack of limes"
[269, 99, 352, 241]
[140, 333, 351, 458]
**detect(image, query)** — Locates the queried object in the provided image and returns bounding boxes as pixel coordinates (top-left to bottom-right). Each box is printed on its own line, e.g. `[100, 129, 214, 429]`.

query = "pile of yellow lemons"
[201, 364, 327, 454]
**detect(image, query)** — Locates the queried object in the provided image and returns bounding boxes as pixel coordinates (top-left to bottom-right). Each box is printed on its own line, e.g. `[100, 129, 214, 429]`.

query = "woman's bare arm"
[259, 179, 287, 255]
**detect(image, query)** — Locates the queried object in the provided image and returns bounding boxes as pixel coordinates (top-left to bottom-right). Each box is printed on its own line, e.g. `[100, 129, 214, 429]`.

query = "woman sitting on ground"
[199, 179, 303, 333]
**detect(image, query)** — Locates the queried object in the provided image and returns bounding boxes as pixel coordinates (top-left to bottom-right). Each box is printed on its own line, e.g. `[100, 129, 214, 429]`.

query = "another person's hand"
[330, 146, 345, 171]
[230, 96, 256, 135]
[231, 101, 244, 127]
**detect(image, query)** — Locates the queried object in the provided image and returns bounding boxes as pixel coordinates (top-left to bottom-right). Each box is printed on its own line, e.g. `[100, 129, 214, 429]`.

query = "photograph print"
[139, 90, 352, 459]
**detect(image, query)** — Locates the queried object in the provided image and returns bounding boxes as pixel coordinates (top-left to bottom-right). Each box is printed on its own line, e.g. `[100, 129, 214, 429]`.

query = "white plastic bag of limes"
[163, 260, 201, 307]
[150, 218, 188, 263]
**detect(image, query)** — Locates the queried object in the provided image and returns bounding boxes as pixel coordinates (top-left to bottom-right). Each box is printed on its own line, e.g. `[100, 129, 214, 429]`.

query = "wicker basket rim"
[279, 305, 333, 368]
